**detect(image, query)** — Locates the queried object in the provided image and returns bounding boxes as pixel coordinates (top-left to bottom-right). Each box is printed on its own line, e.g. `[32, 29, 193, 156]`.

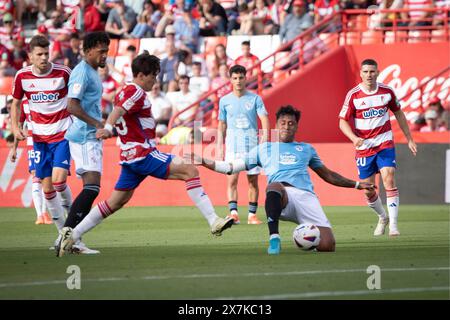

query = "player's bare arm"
[67, 98, 104, 129]
[393, 109, 418, 156]
[339, 118, 364, 148]
[313, 165, 376, 191]
[259, 114, 270, 143]
[10, 98, 26, 141]
[96, 106, 126, 140]
[216, 120, 227, 159]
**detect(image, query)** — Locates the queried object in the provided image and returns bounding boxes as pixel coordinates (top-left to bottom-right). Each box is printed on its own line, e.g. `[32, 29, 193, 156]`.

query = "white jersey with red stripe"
[114, 82, 157, 164]
[19, 99, 34, 147]
[339, 83, 401, 158]
[12, 63, 72, 144]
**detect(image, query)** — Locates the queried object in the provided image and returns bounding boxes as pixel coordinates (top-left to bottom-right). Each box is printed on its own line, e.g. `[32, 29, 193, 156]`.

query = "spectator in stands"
[420, 108, 447, 132]
[148, 81, 173, 138]
[433, 0, 450, 26]
[207, 43, 233, 78]
[217, 0, 239, 34]
[0, 42, 15, 76]
[233, 2, 253, 35]
[279, 0, 313, 43]
[59, 0, 80, 19]
[198, 0, 228, 36]
[350, 0, 376, 9]
[123, 44, 137, 82]
[211, 62, 232, 99]
[131, 8, 155, 38]
[314, 0, 340, 24]
[252, 0, 275, 34]
[124, 0, 146, 15]
[0, 13, 25, 52]
[105, 0, 137, 38]
[267, 0, 286, 33]
[64, 33, 82, 69]
[158, 41, 180, 92]
[96, 0, 112, 25]
[189, 61, 210, 97]
[174, 7, 200, 53]
[177, 49, 194, 77]
[371, 0, 404, 28]
[166, 75, 200, 126]
[401, 0, 434, 27]
[235, 40, 260, 84]
[154, 2, 177, 37]
[98, 65, 119, 120]
[72, 0, 105, 33]
[428, 97, 448, 130]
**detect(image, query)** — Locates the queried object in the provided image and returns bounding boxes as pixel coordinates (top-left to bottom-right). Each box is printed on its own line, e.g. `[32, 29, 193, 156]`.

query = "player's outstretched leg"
[265, 183, 287, 255]
[380, 167, 400, 236]
[247, 174, 262, 225]
[31, 176, 46, 224]
[362, 175, 388, 236]
[169, 157, 233, 236]
[226, 174, 240, 224]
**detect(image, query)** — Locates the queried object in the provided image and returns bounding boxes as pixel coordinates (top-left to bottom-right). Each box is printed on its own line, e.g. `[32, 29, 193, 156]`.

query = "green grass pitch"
[0, 205, 448, 299]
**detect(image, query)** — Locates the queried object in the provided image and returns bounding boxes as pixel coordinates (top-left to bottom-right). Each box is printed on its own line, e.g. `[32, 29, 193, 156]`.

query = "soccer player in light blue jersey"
[193, 105, 375, 255]
[56, 32, 110, 256]
[217, 64, 270, 225]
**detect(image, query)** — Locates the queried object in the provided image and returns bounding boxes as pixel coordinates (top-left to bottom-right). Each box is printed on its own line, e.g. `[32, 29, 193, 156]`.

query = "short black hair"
[179, 74, 190, 82]
[132, 52, 160, 77]
[361, 58, 378, 68]
[83, 32, 110, 53]
[241, 40, 250, 46]
[276, 105, 301, 123]
[192, 61, 202, 67]
[70, 32, 80, 40]
[229, 64, 246, 77]
[29, 35, 50, 52]
[126, 45, 137, 52]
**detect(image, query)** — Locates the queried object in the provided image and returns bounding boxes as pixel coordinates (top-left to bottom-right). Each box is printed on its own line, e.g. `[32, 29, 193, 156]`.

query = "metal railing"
[168, 7, 449, 130]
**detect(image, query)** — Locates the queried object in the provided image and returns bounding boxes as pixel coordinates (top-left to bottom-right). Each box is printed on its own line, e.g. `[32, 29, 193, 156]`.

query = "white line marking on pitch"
[208, 286, 450, 300]
[0, 266, 448, 288]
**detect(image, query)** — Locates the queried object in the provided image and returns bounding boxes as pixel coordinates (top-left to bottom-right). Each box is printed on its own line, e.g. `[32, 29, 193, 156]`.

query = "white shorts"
[225, 151, 261, 175]
[280, 187, 332, 228]
[69, 140, 103, 178]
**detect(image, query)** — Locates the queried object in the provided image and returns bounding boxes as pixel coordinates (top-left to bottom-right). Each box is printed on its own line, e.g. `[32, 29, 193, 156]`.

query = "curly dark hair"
[276, 105, 301, 122]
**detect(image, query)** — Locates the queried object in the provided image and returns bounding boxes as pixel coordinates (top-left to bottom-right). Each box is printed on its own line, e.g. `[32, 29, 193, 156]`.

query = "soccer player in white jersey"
[339, 59, 417, 237]
[191, 105, 375, 255]
[10, 99, 50, 225]
[56, 32, 110, 256]
[57, 53, 234, 256]
[217, 64, 270, 225]
[10, 35, 73, 245]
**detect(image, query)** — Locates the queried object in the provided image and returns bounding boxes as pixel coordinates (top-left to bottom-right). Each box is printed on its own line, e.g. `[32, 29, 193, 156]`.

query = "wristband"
[355, 181, 360, 189]
[104, 123, 113, 134]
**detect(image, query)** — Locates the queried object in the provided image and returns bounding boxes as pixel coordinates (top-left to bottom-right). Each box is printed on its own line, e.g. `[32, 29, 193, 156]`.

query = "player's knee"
[317, 239, 336, 252]
[266, 182, 283, 194]
[184, 164, 199, 180]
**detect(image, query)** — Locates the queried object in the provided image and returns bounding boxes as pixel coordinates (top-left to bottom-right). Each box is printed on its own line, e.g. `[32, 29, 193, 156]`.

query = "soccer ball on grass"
[292, 223, 321, 251]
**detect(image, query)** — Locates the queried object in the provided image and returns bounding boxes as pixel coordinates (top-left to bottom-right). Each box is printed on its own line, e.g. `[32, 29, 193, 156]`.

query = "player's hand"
[357, 182, 377, 191]
[408, 140, 417, 156]
[96, 128, 112, 140]
[12, 127, 26, 141]
[353, 137, 364, 148]
[9, 148, 17, 163]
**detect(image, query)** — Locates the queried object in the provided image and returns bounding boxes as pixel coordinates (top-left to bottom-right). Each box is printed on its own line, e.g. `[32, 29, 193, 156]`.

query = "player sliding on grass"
[190, 105, 375, 255]
[57, 53, 234, 257]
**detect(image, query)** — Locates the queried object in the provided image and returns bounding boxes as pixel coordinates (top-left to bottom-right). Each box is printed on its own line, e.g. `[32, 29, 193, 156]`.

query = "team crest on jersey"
[72, 83, 82, 94]
[29, 92, 60, 103]
[362, 107, 388, 119]
[118, 91, 125, 101]
[295, 146, 303, 152]
[245, 102, 252, 110]
[279, 152, 297, 165]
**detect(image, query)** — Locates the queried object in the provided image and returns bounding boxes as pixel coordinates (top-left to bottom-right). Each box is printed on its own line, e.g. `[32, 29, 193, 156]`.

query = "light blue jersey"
[65, 60, 103, 144]
[246, 142, 324, 194]
[219, 91, 268, 154]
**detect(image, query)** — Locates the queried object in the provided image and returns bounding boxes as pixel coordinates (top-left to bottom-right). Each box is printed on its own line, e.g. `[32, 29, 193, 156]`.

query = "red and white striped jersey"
[12, 63, 72, 144]
[101, 75, 119, 112]
[404, 0, 433, 20]
[19, 99, 34, 146]
[339, 83, 401, 158]
[114, 83, 156, 164]
[58, 0, 80, 15]
[0, 0, 14, 14]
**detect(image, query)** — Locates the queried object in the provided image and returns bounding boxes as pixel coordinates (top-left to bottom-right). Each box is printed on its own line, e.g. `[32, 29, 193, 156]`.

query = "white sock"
[41, 190, 47, 214]
[386, 188, 399, 229]
[53, 180, 72, 208]
[72, 201, 112, 241]
[366, 193, 387, 219]
[186, 177, 218, 226]
[44, 190, 66, 231]
[31, 178, 43, 217]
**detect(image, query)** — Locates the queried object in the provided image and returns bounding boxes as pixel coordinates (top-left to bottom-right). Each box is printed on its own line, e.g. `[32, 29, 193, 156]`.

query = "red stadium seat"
[408, 31, 430, 43]
[117, 39, 140, 56]
[339, 32, 361, 45]
[108, 39, 118, 57]
[319, 33, 339, 50]
[0, 77, 13, 95]
[204, 36, 227, 55]
[273, 51, 291, 70]
[431, 29, 449, 43]
[361, 31, 384, 44]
